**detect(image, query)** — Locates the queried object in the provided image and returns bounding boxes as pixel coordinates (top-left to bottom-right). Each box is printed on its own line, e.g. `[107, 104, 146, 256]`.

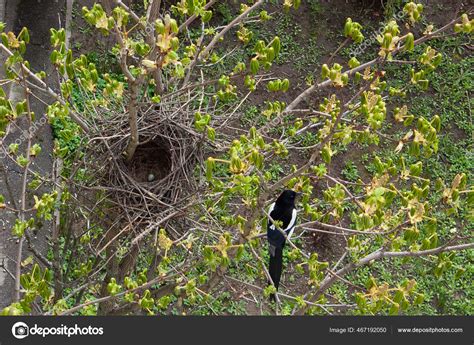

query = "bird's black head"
[275, 190, 300, 207]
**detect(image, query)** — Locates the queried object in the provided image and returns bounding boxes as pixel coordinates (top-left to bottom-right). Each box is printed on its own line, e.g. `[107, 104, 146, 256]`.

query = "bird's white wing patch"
[286, 209, 297, 240]
[268, 203, 276, 230]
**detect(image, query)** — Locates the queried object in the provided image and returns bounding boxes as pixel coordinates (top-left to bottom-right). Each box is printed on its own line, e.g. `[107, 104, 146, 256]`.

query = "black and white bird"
[267, 190, 299, 299]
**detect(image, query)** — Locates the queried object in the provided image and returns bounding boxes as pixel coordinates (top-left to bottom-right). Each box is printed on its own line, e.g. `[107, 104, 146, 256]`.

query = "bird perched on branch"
[267, 189, 300, 300]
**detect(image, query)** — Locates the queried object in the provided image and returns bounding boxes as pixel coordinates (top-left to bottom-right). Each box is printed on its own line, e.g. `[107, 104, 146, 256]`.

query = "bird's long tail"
[268, 245, 283, 300]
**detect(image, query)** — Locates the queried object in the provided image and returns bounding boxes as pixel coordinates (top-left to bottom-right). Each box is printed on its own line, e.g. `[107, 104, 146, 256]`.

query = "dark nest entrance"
[128, 138, 172, 183]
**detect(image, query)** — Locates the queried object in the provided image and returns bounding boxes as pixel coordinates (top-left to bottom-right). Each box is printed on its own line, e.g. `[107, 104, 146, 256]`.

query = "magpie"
[267, 189, 299, 300]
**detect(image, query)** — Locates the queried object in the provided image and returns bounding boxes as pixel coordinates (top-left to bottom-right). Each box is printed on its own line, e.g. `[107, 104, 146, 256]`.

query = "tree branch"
[295, 242, 474, 315]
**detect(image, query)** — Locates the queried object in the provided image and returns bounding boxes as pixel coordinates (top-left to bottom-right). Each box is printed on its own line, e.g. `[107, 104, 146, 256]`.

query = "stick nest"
[76, 96, 206, 237]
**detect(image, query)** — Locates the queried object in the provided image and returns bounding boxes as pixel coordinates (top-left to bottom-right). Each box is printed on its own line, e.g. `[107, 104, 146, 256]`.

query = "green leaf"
[280, 78, 289, 92]
[271, 36, 281, 56]
[16, 154, 29, 167]
[12, 219, 28, 237]
[250, 58, 259, 75]
[263, 284, 277, 297]
[206, 157, 215, 180]
[30, 144, 42, 157]
[389, 302, 399, 315]
[201, 10, 213, 23]
[348, 57, 360, 69]
[409, 162, 422, 176]
[404, 32, 414, 51]
[18, 27, 30, 44]
[321, 145, 332, 164]
[8, 143, 19, 155]
[206, 126, 215, 141]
